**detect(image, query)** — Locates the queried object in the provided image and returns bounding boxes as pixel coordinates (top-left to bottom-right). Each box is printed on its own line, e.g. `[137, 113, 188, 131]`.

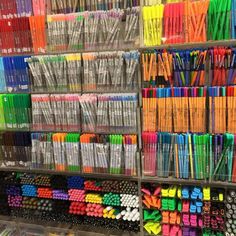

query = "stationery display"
[142, 87, 207, 133]
[80, 93, 138, 133]
[27, 54, 82, 92]
[31, 132, 137, 176]
[31, 94, 81, 131]
[82, 50, 140, 91]
[142, 132, 236, 182]
[142, 184, 203, 236]
[2, 172, 140, 232]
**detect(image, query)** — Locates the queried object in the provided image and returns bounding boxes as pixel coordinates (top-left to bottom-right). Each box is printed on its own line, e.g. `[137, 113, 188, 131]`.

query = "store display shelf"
[0, 167, 140, 181]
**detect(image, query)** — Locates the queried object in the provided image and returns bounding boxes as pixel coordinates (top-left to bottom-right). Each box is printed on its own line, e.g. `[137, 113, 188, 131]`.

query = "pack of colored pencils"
[80, 93, 138, 133]
[31, 94, 81, 132]
[142, 132, 236, 182]
[82, 51, 140, 91]
[26, 54, 82, 92]
[0, 94, 31, 130]
[142, 87, 207, 133]
[80, 134, 137, 175]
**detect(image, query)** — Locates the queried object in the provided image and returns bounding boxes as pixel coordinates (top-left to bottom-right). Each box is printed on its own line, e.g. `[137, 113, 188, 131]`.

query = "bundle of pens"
[0, 17, 33, 55]
[185, 0, 209, 43]
[31, 132, 80, 171]
[142, 0, 209, 46]
[84, 9, 124, 49]
[142, 87, 207, 133]
[80, 93, 138, 133]
[0, 94, 31, 130]
[29, 15, 46, 53]
[208, 87, 227, 134]
[142, 4, 164, 46]
[82, 50, 140, 91]
[210, 47, 236, 86]
[142, 132, 236, 182]
[27, 54, 82, 92]
[0, 132, 31, 168]
[31, 94, 81, 132]
[207, 0, 231, 41]
[163, 2, 185, 44]
[142, 49, 207, 87]
[80, 134, 137, 175]
[0, 56, 30, 93]
[48, 0, 139, 12]
[47, 13, 84, 51]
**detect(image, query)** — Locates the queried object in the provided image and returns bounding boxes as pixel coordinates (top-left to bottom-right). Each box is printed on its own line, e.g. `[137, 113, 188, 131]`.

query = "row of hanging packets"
[80, 93, 138, 133]
[31, 94, 81, 132]
[82, 50, 140, 91]
[48, 0, 139, 13]
[47, 13, 84, 51]
[31, 133, 80, 171]
[46, 8, 139, 51]
[0, 56, 30, 93]
[26, 54, 82, 92]
[80, 134, 137, 175]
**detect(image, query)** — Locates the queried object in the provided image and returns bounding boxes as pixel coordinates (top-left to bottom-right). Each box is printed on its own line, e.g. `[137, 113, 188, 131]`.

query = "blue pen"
[0, 58, 6, 92]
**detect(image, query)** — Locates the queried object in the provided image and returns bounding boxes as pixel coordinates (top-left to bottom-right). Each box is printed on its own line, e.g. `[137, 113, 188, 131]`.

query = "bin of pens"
[18, 222, 45, 236]
[80, 134, 138, 176]
[46, 227, 76, 236]
[0, 220, 17, 235]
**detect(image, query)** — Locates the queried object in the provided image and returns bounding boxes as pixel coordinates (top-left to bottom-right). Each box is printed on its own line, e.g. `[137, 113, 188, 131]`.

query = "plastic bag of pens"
[80, 93, 138, 133]
[81, 134, 138, 176]
[31, 94, 81, 132]
[82, 50, 140, 92]
[27, 54, 82, 93]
